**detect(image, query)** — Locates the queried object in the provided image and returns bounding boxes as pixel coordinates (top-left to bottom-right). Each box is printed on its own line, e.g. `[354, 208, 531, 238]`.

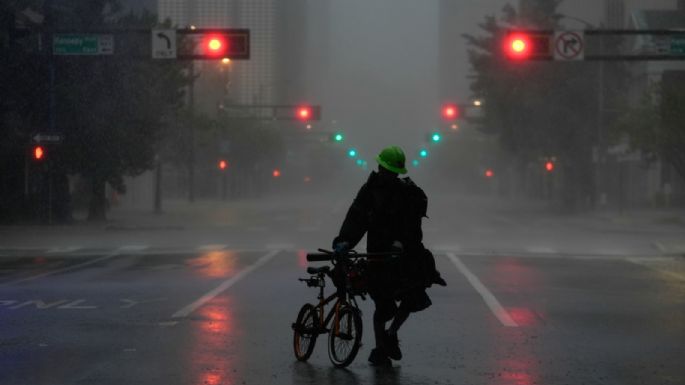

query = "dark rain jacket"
[333, 171, 429, 304]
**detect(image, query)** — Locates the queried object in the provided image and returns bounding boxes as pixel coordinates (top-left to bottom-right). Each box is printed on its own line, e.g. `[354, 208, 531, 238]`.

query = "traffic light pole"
[188, 61, 196, 203]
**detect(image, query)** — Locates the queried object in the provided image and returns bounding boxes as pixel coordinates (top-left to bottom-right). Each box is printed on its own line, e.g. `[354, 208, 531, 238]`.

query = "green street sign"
[53, 34, 114, 55]
[671, 38, 685, 54]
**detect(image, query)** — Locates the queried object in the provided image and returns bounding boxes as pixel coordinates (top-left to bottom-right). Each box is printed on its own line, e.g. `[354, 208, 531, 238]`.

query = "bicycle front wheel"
[328, 306, 363, 368]
[293, 303, 319, 361]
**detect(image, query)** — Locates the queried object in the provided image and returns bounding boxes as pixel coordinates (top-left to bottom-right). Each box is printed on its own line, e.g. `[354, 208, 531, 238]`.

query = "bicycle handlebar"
[306, 249, 399, 262]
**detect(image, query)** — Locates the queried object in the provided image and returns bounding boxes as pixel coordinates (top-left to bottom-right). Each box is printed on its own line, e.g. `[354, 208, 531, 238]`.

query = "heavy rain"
[1, 0, 684, 384]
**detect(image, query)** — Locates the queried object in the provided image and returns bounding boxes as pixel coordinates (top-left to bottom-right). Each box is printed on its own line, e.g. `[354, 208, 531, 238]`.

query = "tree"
[52, 4, 187, 220]
[616, 71, 685, 181]
[462, 1, 629, 210]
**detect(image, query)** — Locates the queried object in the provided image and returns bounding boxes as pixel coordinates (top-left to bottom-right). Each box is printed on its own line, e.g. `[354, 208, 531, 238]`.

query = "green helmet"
[375, 146, 408, 174]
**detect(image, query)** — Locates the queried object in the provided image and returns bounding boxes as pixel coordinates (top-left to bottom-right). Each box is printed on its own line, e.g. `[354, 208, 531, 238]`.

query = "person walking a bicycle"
[332, 145, 446, 367]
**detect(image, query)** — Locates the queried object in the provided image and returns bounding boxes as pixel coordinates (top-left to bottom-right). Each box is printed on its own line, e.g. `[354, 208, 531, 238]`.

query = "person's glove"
[333, 241, 350, 254]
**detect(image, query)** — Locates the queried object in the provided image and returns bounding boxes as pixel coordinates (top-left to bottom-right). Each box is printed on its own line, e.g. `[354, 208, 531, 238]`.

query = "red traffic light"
[203, 34, 228, 57]
[272, 169, 281, 178]
[33, 145, 45, 160]
[296, 106, 312, 121]
[545, 161, 555, 172]
[218, 160, 228, 170]
[505, 34, 530, 59]
[442, 104, 459, 120]
[503, 31, 552, 61]
[485, 169, 494, 178]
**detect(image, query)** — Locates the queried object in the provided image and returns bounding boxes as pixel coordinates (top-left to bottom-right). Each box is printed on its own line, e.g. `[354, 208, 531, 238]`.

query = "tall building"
[604, 0, 626, 28]
[157, 0, 306, 107]
[437, 0, 461, 104]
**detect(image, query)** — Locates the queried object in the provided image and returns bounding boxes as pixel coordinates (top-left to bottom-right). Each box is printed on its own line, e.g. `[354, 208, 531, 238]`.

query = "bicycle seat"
[307, 266, 331, 275]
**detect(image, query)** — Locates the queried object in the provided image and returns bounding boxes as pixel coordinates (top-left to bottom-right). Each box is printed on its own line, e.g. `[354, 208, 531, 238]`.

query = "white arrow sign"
[152, 29, 177, 59]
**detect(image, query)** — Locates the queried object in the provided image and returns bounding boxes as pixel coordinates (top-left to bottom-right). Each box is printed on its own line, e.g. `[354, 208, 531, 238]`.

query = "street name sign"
[53, 34, 114, 55]
[671, 37, 685, 54]
[152, 29, 177, 59]
[32, 133, 62, 144]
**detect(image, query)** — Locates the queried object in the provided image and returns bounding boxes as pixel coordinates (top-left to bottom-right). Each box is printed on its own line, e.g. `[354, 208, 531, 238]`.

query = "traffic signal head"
[33, 145, 45, 161]
[545, 161, 555, 172]
[188, 29, 250, 60]
[202, 34, 228, 58]
[442, 104, 459, 120]
[272, 169, 281, 178]
[218, 160, 228, 170]
[296, 106, 312, 121]
[485, 168, 494, 178]
[419, 149, 428, 158]
[503, 31, 552, 61]
[431, 133, 442, 143]
[347, 148, 357, 158]
[333, 133, 344, 142]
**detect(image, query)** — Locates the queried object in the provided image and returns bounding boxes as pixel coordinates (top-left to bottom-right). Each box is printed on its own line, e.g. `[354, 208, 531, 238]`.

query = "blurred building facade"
[158, 0, 274, 107]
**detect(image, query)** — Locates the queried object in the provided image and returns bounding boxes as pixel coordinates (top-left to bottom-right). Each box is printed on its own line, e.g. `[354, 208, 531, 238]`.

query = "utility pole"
[44, 0, 56, 224]
[188, 60, 195, 203]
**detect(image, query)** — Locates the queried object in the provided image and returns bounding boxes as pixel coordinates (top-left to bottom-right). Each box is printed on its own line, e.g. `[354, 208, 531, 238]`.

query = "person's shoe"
[383, 332, 402, 360]
[368, 348, 392, 366]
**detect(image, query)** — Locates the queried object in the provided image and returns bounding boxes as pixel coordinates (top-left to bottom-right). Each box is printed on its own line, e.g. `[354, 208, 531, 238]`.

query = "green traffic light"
[334, 133, 344, 142]
[356, 159, 363, 166]
[419, 149, 428, 158]
[412, 159, 420, 167]
[348, 148, 357, 158]
[431, 133, 442, 143]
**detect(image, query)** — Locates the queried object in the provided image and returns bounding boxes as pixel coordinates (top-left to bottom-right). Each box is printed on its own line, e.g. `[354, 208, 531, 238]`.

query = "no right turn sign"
[554, 30, 585, 61]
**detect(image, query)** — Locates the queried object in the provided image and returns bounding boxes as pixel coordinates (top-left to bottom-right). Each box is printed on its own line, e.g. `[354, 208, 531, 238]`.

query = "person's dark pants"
[370, 292, 397, 350]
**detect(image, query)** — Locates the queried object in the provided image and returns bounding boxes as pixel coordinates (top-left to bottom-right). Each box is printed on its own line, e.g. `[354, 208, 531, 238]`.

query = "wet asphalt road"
[1, 193, 684, 384]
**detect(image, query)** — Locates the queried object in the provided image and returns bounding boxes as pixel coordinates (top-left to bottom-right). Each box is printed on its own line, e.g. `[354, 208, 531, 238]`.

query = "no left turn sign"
[554, 30, 585, 61]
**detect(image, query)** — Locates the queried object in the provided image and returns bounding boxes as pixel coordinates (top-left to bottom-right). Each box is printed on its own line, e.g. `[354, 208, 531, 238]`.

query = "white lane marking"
[0, 251, 120, 287]
[197, 244, 228, 251]
[57, 299, 98, 309]
[434, 245, 462, 252]
[653, 241, 685, 254]
[446, 253, 518, 327]
[118, 245, 149, 253]
[266, 243, 294, 250]
[653, 241, 668, 253]
[526, 246, 556, 254]
[47, 246, 82, 254]
[171, 250, 280, 319]
[627, 257, 685, 281]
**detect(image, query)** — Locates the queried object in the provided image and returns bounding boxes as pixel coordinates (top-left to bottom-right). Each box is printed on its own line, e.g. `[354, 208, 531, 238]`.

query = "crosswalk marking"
[525, 246, 557, 254]
[0, 251, 121, 287]
[118, 245, 149, 253]
[47, 246, 82, 254]
[197, 244, 228, 251]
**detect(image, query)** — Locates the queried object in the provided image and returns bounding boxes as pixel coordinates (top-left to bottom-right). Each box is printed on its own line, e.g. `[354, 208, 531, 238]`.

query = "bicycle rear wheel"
[293, 304, 319, 361]
[328, 306, 363, 368]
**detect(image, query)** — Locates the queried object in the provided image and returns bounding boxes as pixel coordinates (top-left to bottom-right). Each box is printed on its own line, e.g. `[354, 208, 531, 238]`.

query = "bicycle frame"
[311, 272, 360, 335]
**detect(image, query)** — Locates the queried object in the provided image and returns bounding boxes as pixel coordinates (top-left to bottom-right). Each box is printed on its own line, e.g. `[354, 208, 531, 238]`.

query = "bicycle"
[291, 248, 394, 367]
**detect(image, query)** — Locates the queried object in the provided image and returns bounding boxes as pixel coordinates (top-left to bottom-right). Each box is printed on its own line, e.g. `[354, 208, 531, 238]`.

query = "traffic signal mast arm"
[504, 29, 685, 61]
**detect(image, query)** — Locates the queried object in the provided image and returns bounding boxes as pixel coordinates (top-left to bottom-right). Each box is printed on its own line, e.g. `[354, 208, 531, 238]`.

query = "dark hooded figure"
[332, 145, 446, 366]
